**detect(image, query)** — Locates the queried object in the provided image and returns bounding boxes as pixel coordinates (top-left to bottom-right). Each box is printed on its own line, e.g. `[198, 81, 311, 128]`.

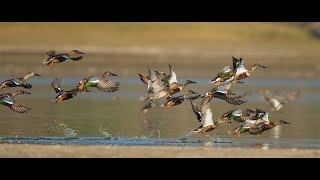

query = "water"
[0, 76, 319, 149]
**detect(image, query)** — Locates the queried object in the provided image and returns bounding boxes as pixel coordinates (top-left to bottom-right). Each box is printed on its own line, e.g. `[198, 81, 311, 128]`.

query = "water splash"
[99, 125, 113, 140]
[148, 129, 161, 138]
[178, 130, 194, 142]
[59, 124, 77, 138]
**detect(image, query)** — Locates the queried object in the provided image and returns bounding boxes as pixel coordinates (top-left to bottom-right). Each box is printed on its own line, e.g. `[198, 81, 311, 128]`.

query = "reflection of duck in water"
[43, 50, 85, 66]
[0, 72, 41, 91]
[0, 90, 31, 113]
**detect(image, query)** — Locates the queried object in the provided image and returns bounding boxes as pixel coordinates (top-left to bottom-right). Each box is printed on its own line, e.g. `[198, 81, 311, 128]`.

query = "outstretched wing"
[168, 64, 178, 85]
[10, 103, 31, 113]
[211, 89, 247, 105]
[147, 68, 164, 93]
[249, 120, 268, 135]
[190, 99, 201, 122]
[221, 109, 236, 119]
[200, 96, 214, 126]
[97, 79, 120, 92]
[211, 65, 231, 82]
[46, 50, 56, 57]
[51, 78, 63, 93]
[138, 73, 150, 84]
[67, 50, 85, 61]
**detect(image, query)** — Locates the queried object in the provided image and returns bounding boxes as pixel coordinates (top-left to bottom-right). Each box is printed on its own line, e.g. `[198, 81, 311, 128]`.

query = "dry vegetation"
[0, 22, 319, 78]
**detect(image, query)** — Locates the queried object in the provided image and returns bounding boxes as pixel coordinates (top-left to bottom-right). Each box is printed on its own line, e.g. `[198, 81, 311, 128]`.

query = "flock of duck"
[0, 50, 300, 139]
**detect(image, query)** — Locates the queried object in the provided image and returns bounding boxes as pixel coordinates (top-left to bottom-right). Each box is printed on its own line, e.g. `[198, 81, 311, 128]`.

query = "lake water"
[0, 76, 319, 149]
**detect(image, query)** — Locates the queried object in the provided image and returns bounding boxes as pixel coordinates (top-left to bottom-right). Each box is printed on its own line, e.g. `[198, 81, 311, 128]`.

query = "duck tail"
[22, 83, 32, 89]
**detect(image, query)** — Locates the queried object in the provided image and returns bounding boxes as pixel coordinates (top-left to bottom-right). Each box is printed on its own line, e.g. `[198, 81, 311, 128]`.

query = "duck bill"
[110, 73, 117, 76]
[34, 73, 42, 76]
[42, 59, 50, 65]
[51, 97, 61, 103]
[51, 99, 58, 103]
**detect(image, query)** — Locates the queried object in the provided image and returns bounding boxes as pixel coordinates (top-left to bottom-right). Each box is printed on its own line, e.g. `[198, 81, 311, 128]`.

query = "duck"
[77, 71, 120, 93]
[260, 89, 301, 112]
[145, 67, 169, 102]
[51, 78, 81, 103]
[205, 80, 247, 105]
[166, 64, 196, 99]
[209, 56, 242, 86]
[161, 90, 201, 108]
[138, 70, 170, 87]
[189, 92, 225, 134]
[42, 50, 85, 66]
[218, 108, 256, 123]
[231, 57, 266, 83]
[229, 118, 290, 139]
[0, 72, 41, 91]
[0, 90, 31, 113]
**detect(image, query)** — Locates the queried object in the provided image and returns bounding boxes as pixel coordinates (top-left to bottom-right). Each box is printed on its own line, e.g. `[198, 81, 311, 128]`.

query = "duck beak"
[110, 72, 117, 76]
[34, 73, 41, 76]
[51, 99, 57, 103]
[261, 65, 267, 68]
[23, 91, 31, 95]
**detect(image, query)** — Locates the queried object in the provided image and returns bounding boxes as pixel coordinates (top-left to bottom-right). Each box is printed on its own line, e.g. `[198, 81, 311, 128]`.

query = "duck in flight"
[231, 57, 266, 83]
[51, 78, 81, 103]
[161, 90, 201, 108]
[209, 56, 243, 86]
[77, 71, 120, 93]
[228, 111, 290, 139]
[0, 72, 41, 91]
[43, 50, 85, 66]
[189, 92, 225, 134]
[0, 90, 31, 113]
[166, 64, 196, 99]
[204, 79, 247, 105]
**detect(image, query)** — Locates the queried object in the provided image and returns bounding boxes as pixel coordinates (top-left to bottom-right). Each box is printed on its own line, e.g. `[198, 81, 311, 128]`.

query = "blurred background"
[0, 22, 319, 142]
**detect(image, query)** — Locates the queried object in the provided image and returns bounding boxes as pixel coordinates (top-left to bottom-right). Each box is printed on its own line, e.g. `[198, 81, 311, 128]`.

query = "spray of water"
[59, 124, 77, 138]
[209, 129, 232, 143]
[99, 125, 113, 140]
[148, 129, 161, 138]
[178, 130, 194, 142]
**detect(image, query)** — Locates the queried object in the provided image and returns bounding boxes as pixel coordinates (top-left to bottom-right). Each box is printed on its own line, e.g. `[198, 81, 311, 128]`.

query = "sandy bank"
[0, 144, 318, 158]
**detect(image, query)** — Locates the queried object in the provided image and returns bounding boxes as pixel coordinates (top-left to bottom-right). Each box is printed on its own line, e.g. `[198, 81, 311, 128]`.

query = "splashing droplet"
[59, 124, 77, 138]
[99, 125, 113, 140]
